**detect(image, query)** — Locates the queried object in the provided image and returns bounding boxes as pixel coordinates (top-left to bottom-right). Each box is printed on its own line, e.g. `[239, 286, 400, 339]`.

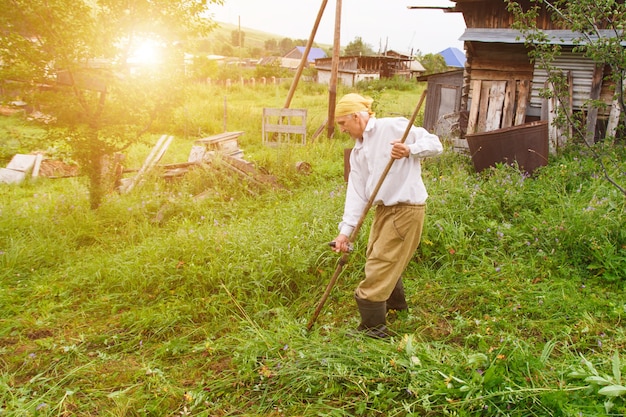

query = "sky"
[209, 0, 467, 55]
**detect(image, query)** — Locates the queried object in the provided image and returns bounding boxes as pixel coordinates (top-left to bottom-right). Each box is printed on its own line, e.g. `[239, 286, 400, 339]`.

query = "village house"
[259, 46, 328, 71]
[279, 46, 328, 70]
[315, 50, 425, 87]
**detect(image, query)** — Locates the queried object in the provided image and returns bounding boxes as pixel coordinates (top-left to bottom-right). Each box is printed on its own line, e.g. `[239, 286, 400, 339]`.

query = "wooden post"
[327, 0, 342, 138]
[284, 0, 329, 109]
[223, 96, 227, 132]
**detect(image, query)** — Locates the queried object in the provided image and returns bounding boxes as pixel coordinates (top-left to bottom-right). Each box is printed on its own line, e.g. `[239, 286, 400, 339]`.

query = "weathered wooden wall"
[454, 0, 564, 30]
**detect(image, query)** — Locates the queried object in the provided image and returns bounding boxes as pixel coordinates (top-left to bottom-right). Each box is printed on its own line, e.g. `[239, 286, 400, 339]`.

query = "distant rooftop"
[438, 47, 466, 68]
[295, 46, 327, 62]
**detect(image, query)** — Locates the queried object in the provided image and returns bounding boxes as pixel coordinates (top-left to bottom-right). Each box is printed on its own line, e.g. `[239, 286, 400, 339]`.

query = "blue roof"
[438, 47, 466, 68]
[296, 46, 327, 62]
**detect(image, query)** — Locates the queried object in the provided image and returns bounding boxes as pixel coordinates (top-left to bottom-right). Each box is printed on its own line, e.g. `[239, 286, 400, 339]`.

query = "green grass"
[1, 81, 626, 416]
[0, 115, 50, 163]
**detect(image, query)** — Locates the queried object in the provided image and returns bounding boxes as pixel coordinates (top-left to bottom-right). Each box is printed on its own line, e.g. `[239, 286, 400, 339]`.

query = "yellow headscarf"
[335, 93, 375, 118]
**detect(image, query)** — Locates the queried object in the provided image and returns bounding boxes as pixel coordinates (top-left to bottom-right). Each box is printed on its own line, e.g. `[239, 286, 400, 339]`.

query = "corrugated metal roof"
[460, 28, 626, 45]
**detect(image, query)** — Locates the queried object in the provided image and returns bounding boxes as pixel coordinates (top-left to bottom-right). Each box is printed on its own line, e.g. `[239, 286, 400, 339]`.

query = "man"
[330, 93, 443, 339]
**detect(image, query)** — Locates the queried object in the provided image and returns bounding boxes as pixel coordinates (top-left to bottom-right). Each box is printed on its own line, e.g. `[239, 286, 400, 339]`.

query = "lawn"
[1, 81, 625, 416]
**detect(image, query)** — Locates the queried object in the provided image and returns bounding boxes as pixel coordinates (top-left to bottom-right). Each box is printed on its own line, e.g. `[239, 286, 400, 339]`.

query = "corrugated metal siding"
[530, 52, 597, 110]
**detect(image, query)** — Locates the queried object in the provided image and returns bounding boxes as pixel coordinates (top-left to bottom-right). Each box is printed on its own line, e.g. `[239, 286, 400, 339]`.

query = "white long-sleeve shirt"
[339, 116, 443, 237]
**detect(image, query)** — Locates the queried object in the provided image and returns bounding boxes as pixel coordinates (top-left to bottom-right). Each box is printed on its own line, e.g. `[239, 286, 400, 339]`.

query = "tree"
[344, 37, 375, 57]
[220, 43, 234, 57]
[189, 56, 219, 82]
[0, 0, 220, 208]
[418, 53, 449, 75]
[506, 0, 626, 196]
[265, 39, 278, 53]
[231, 29, 245, 47]
[254, 60, 292, 80]
[279, 38, 295, 55]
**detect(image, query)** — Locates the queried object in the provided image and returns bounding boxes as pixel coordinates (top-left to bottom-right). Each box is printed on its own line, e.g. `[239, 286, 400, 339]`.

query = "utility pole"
[327, 0, 342, 138]
[284, 0, 329, 109]
[238, 16, 242, 65]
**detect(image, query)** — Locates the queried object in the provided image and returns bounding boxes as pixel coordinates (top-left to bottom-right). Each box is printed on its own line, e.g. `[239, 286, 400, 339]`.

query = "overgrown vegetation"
[1, 81, 625, 416]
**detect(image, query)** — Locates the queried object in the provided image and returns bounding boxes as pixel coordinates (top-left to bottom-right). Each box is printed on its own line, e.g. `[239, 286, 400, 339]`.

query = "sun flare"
[127, 39, 163, 66]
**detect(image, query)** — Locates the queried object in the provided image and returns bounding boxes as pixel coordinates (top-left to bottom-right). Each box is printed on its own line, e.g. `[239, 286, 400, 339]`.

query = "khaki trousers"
[355, 204, 425, 302]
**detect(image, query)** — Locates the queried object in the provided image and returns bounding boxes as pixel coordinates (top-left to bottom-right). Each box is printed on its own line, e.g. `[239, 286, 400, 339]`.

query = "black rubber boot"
[386, 278, 408, 312]
[355, 295, 389, 339]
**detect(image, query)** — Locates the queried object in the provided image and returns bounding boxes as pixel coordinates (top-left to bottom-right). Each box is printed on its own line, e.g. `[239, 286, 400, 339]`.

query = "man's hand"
[330, 234, 352, 253]
[390, 140, 410, 159]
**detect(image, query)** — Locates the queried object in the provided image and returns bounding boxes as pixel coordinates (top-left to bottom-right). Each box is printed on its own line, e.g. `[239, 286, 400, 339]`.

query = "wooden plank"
[122, 135, 172, 193]
[151, 136, 173, 168]
[585, 63, 604, 145]
[7, 154, 37, 172]
[311, 119, 328, 140]
[606, 78, 624, 138]
[514, 80, 530, 126]
[545, 80, 568, 154]
[469, 69, 534, 82]
[466, 79, 482, 134]
[262, 124, 306, 135]
[485, 80, 506, 131]
[263, 108, 306, 117]
[263, 108, 307, 144]
[0, 168, 26, 184]
[567, 71, 574, 139]
[606, 101, 622, 138]
[547, 81, 558, 155]
[188, 145, 206, 163]
[194, 131, 243, 144]
[222, 154, 284, 189]
[541, 79, 549, 122]
[501, 79, 515, 128]
[476, 81, 492, 133]
[32, 154, 43, 177]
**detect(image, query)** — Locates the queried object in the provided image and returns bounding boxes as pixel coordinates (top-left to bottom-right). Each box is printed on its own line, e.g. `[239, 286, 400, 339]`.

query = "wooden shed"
[437, 0, 622, 154]
[416, 69, 464, 134]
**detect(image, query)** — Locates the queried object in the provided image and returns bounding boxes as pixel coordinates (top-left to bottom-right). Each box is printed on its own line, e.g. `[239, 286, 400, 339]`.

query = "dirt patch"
[26, 328, 55, 340]
[0, 336, 18, 347]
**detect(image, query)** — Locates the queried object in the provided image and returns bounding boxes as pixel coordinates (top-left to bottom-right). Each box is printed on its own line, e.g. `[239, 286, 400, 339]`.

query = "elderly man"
[330, 93, 443, 338]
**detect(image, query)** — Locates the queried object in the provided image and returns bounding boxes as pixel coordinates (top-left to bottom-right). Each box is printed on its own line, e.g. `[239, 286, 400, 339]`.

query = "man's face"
[336, 113, 365, 140]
